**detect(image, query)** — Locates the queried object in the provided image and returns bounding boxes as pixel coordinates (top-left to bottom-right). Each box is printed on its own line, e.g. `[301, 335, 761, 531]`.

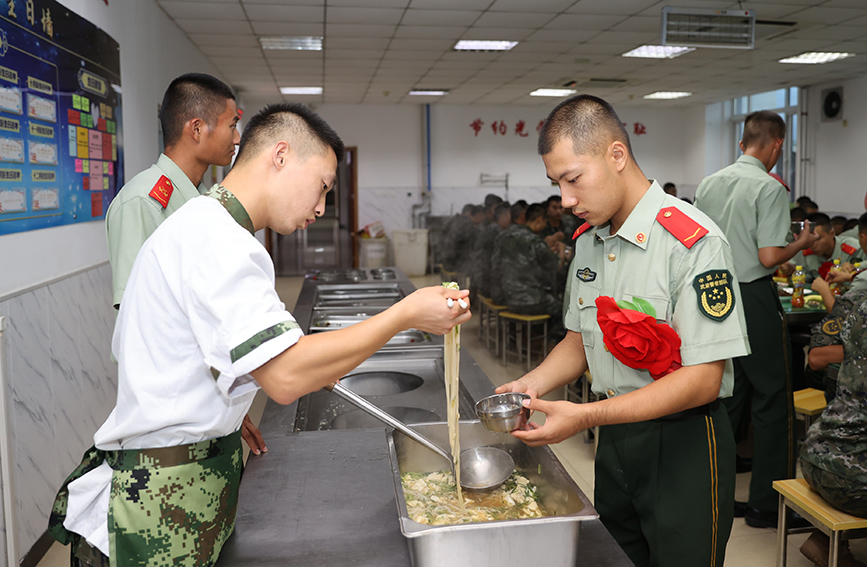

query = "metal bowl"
[475, 393, 530, 433]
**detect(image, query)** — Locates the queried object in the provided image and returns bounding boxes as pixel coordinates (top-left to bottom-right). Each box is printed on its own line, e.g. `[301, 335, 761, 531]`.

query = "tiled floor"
[36, 274, 865, 567]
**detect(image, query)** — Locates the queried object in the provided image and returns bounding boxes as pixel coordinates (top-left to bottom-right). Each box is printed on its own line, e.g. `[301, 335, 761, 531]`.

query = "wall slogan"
[0, 0, 122, 235]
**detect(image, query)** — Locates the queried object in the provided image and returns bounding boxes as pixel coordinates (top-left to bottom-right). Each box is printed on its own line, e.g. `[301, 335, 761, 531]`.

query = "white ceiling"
[155, 0, 867, 108]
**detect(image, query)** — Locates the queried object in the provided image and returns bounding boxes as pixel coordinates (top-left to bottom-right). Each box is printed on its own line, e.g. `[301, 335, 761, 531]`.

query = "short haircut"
[494, 202, 511, 218]
[807, 212, 831, 231]
[790, 207, 807, 221]
[510, 201, 528, 223]
[858, 213, 867, 235]
[159, 73, 235, 147]
[235, 102, 344, 166]
[484, 193, 503, 208]
[546, 195, 561, 206]
[471, 205, 485, 217]
[526, 203, 546, 223]
[831, 215, 848, 230]
[663, 182, 676, 192]
[846, 217, 859, 232]
[796, 196, 812, 207]
[537, 94, 634, 160]
[741, 110, 785, 149]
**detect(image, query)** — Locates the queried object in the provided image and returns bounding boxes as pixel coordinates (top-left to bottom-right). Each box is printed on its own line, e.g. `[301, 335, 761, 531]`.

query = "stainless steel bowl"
[475, 393, 530, 433]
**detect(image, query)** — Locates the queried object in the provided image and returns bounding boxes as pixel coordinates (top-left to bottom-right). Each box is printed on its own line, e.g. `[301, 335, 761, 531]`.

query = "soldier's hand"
[242, 414, 267, 455]
[841, 262, 855, 273]
[825, 269, 852, 284]
[779, 263, 795, 277]
[398, 286, 471, 335]
[811, 276, 830, 293]
[509, 398, 586, 447]
[795, 220, 820, 250]
[495, 380, 539, 400]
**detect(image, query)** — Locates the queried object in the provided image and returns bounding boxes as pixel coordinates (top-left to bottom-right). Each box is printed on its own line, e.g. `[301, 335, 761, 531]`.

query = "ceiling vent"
[662, 7, 756, 49]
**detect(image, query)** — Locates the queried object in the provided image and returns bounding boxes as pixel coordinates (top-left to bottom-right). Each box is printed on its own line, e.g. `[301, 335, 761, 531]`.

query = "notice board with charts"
[0, 0, 122, 235]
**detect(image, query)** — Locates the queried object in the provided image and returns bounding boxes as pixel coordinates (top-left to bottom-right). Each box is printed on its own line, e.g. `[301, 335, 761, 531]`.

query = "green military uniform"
[695, 155, 797, 514]
[490, 223, 562, 334]
[791, 234, 864, 284]
[801, 292, 867, 517]
[851, 270, 867, 292]
[105, 154, 207, 307]
[469, 223, 502, 298]
[810, 290, 867, 402]
[566, 181, 749, 567]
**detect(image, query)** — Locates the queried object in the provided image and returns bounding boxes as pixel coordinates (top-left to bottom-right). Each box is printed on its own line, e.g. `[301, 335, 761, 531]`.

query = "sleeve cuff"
[680, 334, 751, 366]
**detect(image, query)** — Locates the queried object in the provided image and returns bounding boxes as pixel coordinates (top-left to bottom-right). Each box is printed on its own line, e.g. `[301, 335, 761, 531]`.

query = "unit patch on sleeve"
[821, 318, 842, 337]
[576, 267, 597, 282]
[692, 270, 735, 321]
[148, 175, 174, 209]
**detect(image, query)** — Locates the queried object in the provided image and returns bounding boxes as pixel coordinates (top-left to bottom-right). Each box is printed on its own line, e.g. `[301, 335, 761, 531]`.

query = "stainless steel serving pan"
[386, 421, 598, 567]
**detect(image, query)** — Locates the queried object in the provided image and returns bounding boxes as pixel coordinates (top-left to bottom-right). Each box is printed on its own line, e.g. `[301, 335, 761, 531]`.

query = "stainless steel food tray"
[386, 421, 598, 567]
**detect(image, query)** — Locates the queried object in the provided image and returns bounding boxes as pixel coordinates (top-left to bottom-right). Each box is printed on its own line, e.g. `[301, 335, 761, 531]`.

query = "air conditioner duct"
[662, 7, 756, 49]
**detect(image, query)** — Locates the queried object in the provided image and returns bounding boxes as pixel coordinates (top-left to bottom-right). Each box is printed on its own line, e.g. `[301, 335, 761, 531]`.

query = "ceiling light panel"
[622, 45, 695, 59]
[643, 91, 693, 99]
[779, 52, 856, 64]
[260, 36, 323, 50]
[280, 87, 323, 95]
[454, 40, 519, 51]
[530, 88, 577, 97]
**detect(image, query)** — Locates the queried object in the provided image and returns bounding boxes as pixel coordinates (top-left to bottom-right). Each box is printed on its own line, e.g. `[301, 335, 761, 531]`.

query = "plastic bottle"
[829, 259, 843, 295]
[791, 265, 805, 308]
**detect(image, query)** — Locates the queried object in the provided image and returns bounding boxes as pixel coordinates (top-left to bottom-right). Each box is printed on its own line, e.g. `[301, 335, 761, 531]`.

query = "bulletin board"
[0, 0, 122, 235]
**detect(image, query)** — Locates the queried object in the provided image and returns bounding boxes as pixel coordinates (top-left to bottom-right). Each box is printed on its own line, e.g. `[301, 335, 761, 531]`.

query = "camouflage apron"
[50, 430, 242, 567]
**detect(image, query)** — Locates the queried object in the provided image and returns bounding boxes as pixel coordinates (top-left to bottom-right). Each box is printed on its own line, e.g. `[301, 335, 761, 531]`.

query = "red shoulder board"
[842, 243, 857, 256]
[148, 175, 174, 209]
[802, 248, 814, 257]
[572, 223, 591, 240]
[656, 207, 708, 249]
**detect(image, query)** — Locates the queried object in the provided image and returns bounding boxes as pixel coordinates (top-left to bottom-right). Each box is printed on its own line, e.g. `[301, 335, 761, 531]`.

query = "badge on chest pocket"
[576, 267, 597, 282]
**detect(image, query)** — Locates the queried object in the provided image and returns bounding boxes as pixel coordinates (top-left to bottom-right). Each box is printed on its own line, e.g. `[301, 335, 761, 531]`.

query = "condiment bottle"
[829, 259, 843, 295]
[791, 265, 805, 308]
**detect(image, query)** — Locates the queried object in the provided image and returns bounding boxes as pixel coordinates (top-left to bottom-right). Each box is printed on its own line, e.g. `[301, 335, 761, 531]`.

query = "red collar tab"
[148, 175, 174, 209]
[803, 248, 814, 256]
[841, 243, 857, 256]
[573, 223, 591, 240]
[656, 207, 708, 249]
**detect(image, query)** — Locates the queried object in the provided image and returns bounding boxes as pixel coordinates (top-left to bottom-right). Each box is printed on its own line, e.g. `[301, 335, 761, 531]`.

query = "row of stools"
[476, 294, 550, 371]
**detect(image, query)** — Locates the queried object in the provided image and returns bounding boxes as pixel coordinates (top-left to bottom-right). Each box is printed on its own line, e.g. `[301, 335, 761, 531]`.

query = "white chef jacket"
[64, 186, 303, 554]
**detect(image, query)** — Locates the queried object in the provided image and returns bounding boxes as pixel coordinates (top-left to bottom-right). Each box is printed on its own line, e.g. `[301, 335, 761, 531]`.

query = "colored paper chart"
[0, 0, 123, 235]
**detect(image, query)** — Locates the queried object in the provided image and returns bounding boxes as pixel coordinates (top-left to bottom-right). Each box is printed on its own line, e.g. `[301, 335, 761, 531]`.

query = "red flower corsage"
[595, 296, 682, 380]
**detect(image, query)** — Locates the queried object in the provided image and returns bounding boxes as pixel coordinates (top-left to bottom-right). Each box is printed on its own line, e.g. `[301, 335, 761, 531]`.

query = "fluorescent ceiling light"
[622, 45, 695, 59]
[453, 40, 518, 51]
[280, 87, 323, 95]
[530, 88, 577, 97]
[643, 91, 692, 100]
[260, 36, 323, 51]
[779, 52, 855, 64]
[409, 90, 448, 96]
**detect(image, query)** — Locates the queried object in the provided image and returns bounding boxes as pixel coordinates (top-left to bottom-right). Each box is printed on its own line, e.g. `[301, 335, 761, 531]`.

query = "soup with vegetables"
[401, 470, 544, 525]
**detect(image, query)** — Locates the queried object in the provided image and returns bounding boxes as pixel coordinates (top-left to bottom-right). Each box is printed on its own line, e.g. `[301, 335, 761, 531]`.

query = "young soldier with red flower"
[497, 95, 750, 567]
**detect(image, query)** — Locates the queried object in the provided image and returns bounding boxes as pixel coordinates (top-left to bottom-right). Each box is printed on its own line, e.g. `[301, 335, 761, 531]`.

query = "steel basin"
[314, 283, 403, 307]
[331, 406, 440, 429]
[387, 421, 598, 567]
[294, 350, 475, 432]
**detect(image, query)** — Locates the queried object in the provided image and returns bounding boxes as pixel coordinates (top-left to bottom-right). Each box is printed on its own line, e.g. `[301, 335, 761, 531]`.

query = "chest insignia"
[576, 267, 597, 282]
[841, 243, 857, 256]
[573, 223, 591, 240]
[693, 270, 735, 321]
[148, 175, 174, 209]
[656, 207, 708, 249]
[822, 318, 842, 336]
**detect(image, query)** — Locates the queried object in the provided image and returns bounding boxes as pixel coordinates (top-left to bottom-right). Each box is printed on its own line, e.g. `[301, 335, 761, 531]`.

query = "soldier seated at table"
[786, 213, 865, 284]
[470, 201, 511, 299]
[798, 294, 867, 567]
[490, 203, 567, 340]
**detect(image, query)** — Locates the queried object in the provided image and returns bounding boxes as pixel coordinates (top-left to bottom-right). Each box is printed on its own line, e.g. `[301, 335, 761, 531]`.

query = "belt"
[106, 429, 242, 470]
[655, 399, 721, 422]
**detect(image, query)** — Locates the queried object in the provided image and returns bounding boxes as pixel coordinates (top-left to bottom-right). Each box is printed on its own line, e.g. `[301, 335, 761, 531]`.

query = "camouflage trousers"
[802, 460, 867, 518]
[50, 430, 243, 567]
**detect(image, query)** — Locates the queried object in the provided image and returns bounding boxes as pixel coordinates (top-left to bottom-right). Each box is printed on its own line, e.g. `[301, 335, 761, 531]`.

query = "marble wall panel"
[0, 264, 117, 561]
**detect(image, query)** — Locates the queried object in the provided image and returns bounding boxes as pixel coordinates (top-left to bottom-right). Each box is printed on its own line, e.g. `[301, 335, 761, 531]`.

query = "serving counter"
[215, 268, 634, 567]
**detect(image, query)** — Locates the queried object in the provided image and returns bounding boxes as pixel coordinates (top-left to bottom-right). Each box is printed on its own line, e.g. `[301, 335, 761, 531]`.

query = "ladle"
[325, 382, 514, 490]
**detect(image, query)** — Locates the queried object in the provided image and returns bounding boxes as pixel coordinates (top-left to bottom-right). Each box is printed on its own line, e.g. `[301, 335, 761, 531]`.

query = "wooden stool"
[499, 311, 550, 371]
[794, 388, 827, 430]
[774, 478, 867, 567]
[477, 295, 507, 354]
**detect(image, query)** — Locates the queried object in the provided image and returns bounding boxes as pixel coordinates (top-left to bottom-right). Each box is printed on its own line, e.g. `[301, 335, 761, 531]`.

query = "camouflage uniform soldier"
[470, 201, 510, 298]
[799, 294, 867, 567]
[440, 205, 481, 275]
[490, 203, 565, 336]
[49, 103, 470, 567]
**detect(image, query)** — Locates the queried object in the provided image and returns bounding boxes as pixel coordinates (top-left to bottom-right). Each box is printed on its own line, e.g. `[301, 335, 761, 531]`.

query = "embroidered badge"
[576, 267, 597, 282]
[822, 318, 842, 336]
[692, 270, 735, 321]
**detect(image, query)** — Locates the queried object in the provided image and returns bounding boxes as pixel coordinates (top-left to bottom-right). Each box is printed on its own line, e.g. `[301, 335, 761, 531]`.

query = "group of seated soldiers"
[437, 193, 584, 340]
